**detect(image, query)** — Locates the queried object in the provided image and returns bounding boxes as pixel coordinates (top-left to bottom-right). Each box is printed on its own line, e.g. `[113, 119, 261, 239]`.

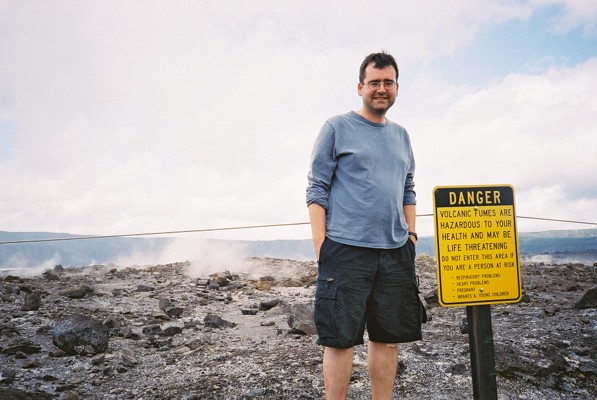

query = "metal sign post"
[467, 305, 497, 400]
[433, 185, 521, 400]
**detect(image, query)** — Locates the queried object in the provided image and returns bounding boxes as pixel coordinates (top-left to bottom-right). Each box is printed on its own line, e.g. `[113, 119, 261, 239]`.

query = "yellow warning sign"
[433, 185, 522, 307]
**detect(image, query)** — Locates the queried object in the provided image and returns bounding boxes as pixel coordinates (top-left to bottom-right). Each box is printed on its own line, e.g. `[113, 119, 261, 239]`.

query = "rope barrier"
[0, 215, 595, 245]
[516, 216, 597, 226]
[0, 222, 311, 245]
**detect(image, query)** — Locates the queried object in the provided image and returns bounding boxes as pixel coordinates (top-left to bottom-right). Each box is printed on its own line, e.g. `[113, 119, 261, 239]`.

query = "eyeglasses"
[365, 80, 397, 90]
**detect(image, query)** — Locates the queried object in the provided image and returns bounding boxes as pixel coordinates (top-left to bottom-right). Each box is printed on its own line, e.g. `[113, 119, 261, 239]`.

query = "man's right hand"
[313, 236, 325, 260]
[308, 204, 327, 261]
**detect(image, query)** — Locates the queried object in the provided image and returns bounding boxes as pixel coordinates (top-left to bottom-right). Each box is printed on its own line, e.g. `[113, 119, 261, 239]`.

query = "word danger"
[448, 190, 502, 206]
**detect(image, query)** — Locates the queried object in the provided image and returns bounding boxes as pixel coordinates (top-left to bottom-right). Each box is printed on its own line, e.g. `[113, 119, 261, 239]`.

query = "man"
[306, 51, 424, 400]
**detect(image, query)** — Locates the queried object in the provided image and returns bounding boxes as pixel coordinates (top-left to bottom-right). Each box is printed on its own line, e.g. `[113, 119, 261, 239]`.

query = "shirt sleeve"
[403, 133, 417, 205]
[403, 172, 417, 205]
[306, 121, 337, 209]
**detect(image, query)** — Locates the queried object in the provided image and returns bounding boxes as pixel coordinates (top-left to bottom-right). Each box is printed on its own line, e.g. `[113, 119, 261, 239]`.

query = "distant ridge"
[1, 228, 596, 268]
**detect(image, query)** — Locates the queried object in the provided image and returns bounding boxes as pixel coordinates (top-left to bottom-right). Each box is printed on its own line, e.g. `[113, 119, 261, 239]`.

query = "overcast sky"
[1, 0, 596, 242]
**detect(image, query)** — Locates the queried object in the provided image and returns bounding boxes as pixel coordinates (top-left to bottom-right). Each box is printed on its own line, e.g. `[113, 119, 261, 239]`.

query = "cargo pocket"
[394, 283, 424, 342]
[419, 296, 428, 323]
[415, 275, 428, 324]
[314, 277, 337, 339]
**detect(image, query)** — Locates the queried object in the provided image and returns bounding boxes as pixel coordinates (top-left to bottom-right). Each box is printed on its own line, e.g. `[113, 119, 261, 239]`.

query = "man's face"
[358, 63, 398, 116]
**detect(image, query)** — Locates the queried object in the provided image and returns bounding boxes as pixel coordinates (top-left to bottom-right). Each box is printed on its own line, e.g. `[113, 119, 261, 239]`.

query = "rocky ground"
[0, 255, 596, 400]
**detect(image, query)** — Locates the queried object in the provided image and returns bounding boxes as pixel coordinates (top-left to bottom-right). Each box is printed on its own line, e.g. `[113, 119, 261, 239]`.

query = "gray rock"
[447, 363, 467, 375]
[142, 324, 162, 336]
[21, 291, 41, 311]
[260, 299, 280, 310]
[158, 298, 184, 318]
[544, 305, 560, 315]
[91, 354, 105, 365]
[160, 326, 183, 336]
[1, 339, 42, 355]
[121, 348, 138, 367]
[423, 288, 439, 308]
[575, 286, 597, 309]
[158, 298, 172, 311]
[165, 307, 184, 318]
[138, 284, 155, 292]
[495, 342, 568, 386]
[59, 285, 92, 299]
[204, 313, 236, 329]
[0, 323, 20, 337]
[0, 368, 16, 384]
[207, 280, 221, 290]
[287, 303, 316, 335]
[42, 270, 60, 281]
[459, 316, 468, 334]
[102, 316, 121, 329]
[1, 258, 595, 399]
[3, 283, 21, 295]
[51, 314, 110, 355]
[111, 287, 130, 297]
[0, 387, 53, 399]
[119, 326, 143, 340]
[210, 274, 229, 287]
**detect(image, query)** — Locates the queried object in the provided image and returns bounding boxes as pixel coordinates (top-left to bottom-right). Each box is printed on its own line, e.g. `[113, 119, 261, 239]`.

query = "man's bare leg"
[368, 341, 399, 400]
[323, 346, 354, 400]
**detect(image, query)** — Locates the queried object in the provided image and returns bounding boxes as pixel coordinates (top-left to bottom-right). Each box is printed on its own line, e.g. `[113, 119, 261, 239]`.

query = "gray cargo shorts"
[314, 237, 424, 349]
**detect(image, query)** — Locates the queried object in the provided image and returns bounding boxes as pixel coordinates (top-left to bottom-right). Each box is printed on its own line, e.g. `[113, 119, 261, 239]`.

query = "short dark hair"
[359, 51, 399, 83]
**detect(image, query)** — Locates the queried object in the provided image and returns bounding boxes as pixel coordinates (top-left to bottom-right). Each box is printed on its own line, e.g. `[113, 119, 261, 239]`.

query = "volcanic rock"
[20, 291, 41, 311]
[0, 323, 20, 337]
[1, 339, 42, 355]
[42, 270, 60, 281]
[259, 298, 280, 311]
[0, 387, 53, 399]
[0, 257, 595, 399]
[137, 284, 155, 292]
[158, 298, 184, 318]
[240, 306, 259, 315]
[287, 303, 316, 335]
[204, 313, 236, 329]
[51, 314, 110, 355]
[59, 285, 92, 299]
[575, 286, 597, 309]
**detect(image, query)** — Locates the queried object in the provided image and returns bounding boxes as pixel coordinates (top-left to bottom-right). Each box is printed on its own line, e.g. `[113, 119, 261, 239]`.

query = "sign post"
[433, 185, 521, 400]
[467, 305, 496, 399]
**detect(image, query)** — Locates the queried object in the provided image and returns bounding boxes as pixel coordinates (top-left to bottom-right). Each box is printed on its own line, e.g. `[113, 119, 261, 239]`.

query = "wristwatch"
[408, 231, 418, 240]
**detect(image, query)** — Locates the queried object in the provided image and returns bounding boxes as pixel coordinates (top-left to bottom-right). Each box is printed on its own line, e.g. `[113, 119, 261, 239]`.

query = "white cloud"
[0, 1, 595, 241]
[410, 58, 597, 233]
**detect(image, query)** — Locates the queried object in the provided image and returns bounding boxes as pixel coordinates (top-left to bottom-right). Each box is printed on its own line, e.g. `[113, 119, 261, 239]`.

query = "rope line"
[517, 216, 597, 226]
[1, 215, 595, 245]
[0, 222, 311, 245]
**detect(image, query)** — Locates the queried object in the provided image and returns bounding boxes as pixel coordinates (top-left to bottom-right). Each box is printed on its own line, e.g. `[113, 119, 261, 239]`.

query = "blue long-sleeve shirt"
[306, 111, 416, 249]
